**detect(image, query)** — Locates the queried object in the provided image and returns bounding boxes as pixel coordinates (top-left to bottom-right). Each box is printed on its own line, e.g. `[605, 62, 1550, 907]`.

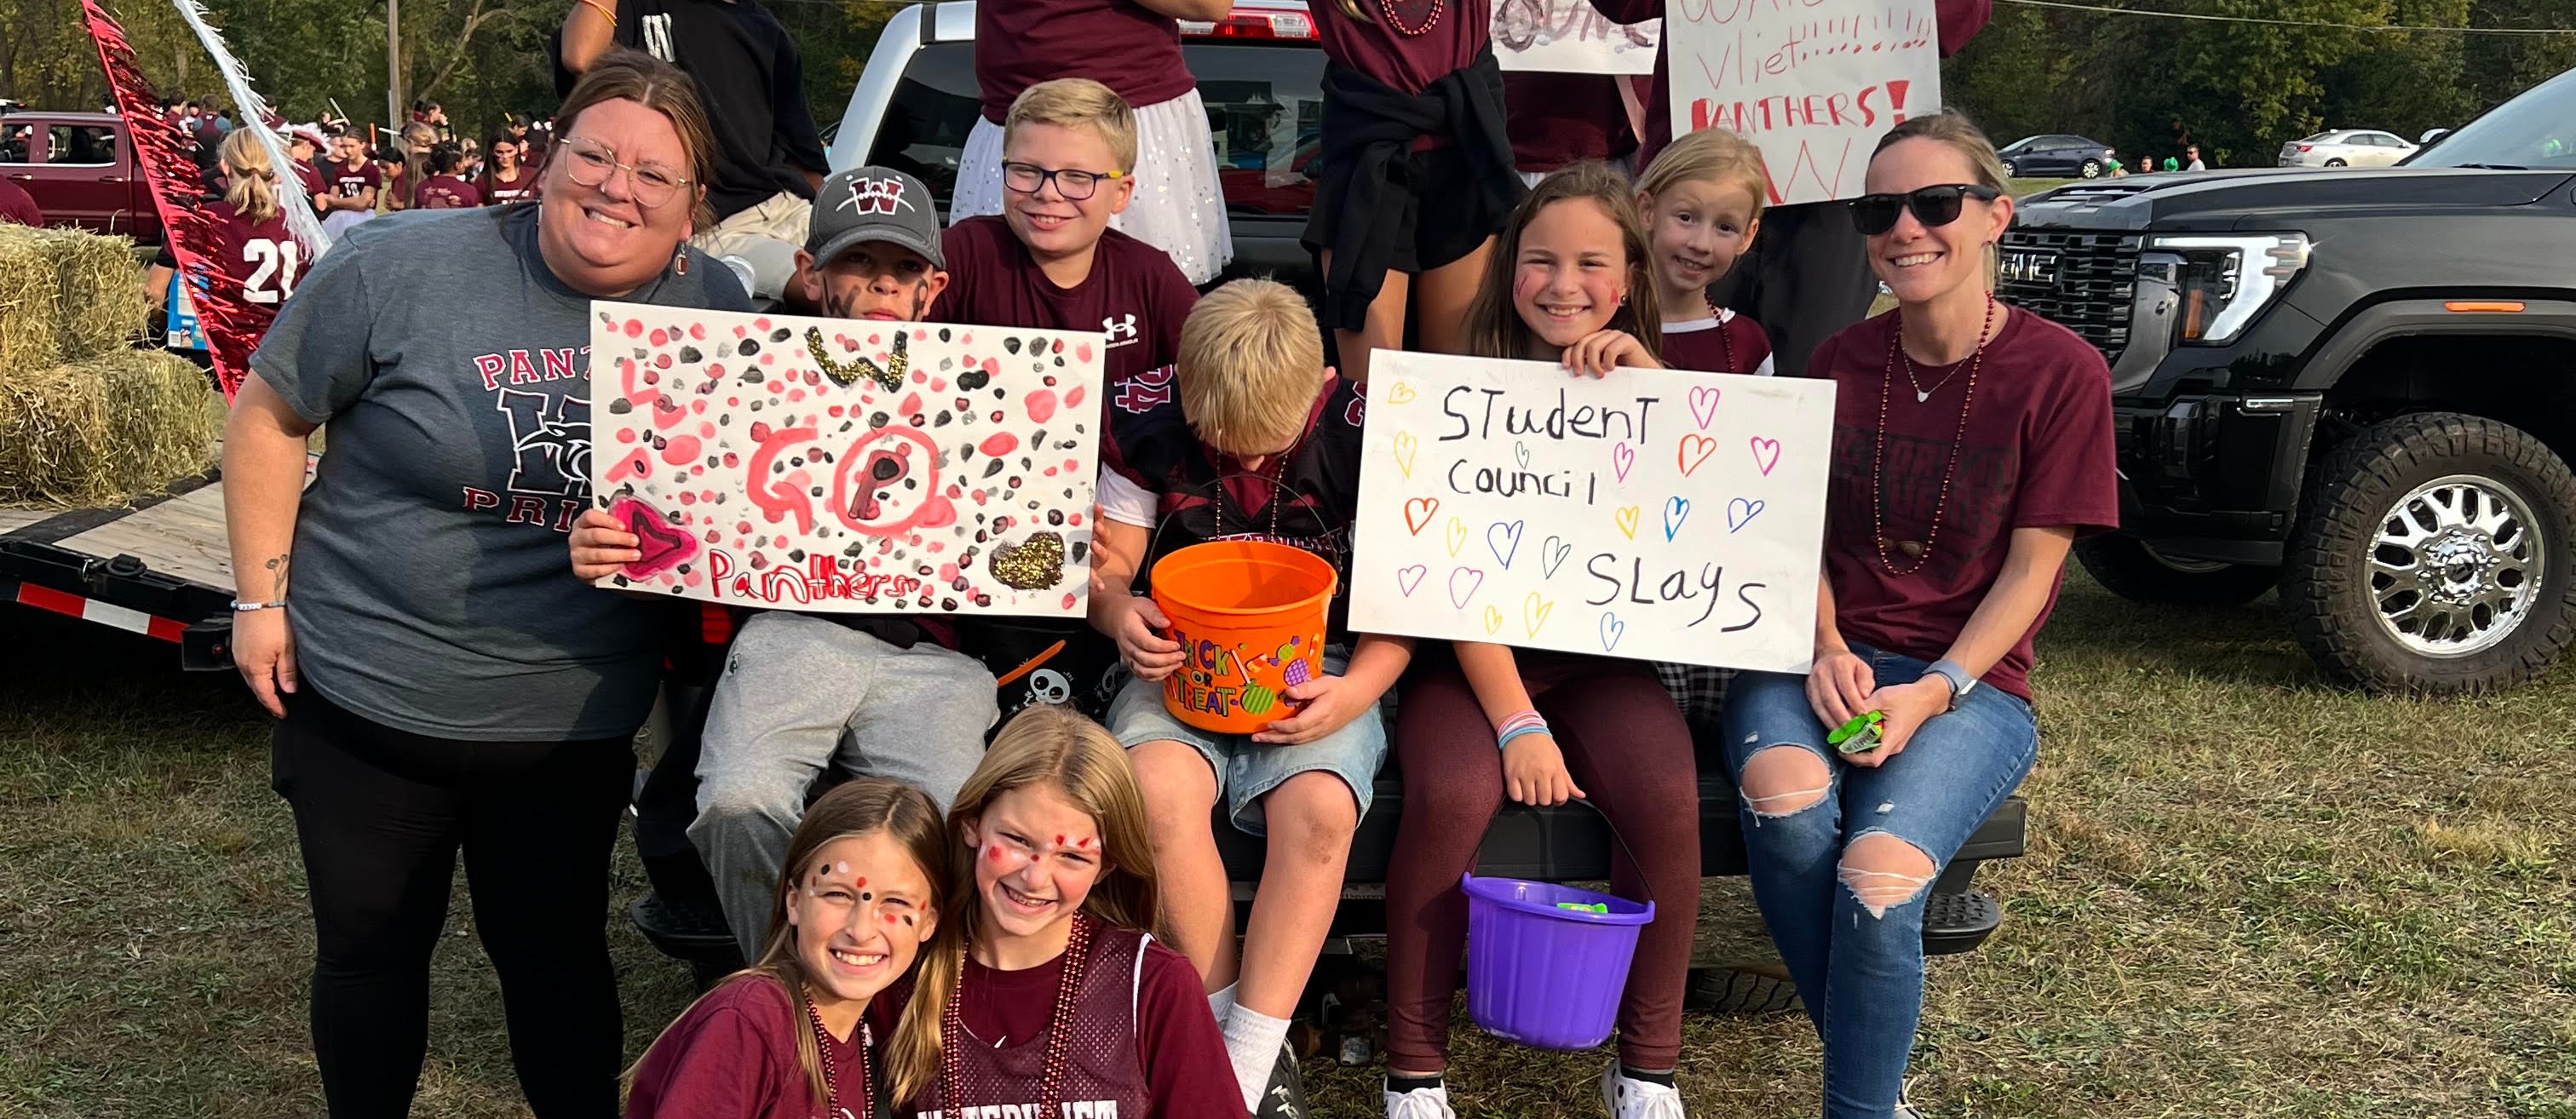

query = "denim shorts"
[1104, 646, 1387, 836]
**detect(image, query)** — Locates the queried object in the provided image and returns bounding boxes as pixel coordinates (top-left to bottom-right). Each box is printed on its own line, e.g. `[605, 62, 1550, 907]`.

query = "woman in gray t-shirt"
[221, 51, 750, 1116]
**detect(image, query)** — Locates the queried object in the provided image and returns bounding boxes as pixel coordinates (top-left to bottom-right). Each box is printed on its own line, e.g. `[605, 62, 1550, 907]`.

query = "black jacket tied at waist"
[1310, 49, 1524, 334]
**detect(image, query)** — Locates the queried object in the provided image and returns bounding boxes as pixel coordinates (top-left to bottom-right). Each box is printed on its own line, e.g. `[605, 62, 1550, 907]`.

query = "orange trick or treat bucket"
[1149, 540, 1337, 734]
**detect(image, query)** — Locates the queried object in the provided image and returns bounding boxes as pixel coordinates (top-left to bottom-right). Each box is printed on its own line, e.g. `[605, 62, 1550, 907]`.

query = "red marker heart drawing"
[610, 497, 699, 579]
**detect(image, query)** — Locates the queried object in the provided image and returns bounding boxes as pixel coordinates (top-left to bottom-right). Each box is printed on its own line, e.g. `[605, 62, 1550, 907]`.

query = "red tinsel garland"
[81, 0, 260, 398]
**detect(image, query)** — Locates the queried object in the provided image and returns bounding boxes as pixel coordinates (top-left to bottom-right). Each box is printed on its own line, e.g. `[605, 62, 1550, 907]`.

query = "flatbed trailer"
[2, 469, 239, 669]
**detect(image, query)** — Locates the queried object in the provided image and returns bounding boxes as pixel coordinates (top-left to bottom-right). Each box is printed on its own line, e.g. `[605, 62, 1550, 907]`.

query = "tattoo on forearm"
[262, 554, 290, 599]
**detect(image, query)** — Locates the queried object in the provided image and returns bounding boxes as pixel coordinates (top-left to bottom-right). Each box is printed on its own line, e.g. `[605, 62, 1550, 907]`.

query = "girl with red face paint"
[878, 705, 1248, 1119]
[626, 778, 949, 1118]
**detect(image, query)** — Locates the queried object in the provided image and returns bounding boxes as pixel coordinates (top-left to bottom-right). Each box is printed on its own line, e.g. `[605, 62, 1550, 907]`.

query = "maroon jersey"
[290, 161, 329, 204]
[1812, 308, 2117, 702]
[1660, 308, 1774, 376]
[415, 174, 483, 209]
[1314, 0, 1491, 95]
[975, 0, 1193, 123]
[885, 926, 1245, 1119]
[330, 160, 382, 200]
[483, 165, 539, 204]
[931, 216, 1196, 395]
[204, 199, 303, 336]
[1504, 72, 1635, 173]
[625, 974, 882, 1119]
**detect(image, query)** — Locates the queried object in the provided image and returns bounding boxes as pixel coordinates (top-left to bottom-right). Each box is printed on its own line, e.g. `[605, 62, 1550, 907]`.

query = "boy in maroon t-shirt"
[931, 78, 1198, 399]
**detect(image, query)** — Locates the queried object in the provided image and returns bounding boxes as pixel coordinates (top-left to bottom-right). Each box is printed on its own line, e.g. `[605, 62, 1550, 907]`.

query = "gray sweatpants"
[690, 611, 996, 957]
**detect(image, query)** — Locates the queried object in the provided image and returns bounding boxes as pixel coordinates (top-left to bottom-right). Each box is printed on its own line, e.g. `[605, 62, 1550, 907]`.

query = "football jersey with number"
[204, 200, 303, 339]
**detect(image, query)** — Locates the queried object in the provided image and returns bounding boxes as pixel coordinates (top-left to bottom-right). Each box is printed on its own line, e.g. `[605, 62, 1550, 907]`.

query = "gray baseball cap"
[808, 165, 945, 271]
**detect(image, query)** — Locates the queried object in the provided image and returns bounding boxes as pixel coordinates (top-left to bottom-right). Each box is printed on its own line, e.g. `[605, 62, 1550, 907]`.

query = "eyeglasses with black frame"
[1849, 184, 2004, 236]
[559, 135, 690, 209]
[1001, 160, 1124, 201]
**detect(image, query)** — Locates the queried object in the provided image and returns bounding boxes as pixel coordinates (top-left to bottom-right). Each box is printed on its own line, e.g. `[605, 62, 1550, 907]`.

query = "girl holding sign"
[1721, 113, 2114, 1119]
[1381, 164, 1703, 1119]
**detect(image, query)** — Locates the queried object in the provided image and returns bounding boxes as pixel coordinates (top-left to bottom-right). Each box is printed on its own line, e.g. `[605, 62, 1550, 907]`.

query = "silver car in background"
[2278, 128, 2419, 168]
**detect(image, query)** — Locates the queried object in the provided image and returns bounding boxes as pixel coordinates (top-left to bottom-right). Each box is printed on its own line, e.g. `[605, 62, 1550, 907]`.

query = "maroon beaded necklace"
[1871, 293, 1997, 577]
[1374, 0, 1443, 37]
[940, 913, 1095, 1117]
[1700, 291, 1742, 374]
[803, 996, 869, 1119]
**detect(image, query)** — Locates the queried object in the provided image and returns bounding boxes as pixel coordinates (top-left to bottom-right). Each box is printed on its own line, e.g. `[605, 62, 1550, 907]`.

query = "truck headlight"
[2146, 233, 2310, 345]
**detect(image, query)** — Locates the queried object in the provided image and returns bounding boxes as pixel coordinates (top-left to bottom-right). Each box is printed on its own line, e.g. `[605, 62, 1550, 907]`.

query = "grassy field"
[3, 571, 2573, 1118]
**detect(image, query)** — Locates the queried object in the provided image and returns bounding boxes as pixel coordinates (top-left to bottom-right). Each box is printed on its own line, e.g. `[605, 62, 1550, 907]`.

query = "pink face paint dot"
[986, 845, 1005, 862]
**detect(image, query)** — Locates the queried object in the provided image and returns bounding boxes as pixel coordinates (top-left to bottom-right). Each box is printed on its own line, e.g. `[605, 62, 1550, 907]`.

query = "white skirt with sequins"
[950, 88, 1235, 285]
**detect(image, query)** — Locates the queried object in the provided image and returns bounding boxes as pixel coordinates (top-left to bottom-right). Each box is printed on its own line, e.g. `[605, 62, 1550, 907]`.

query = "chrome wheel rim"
[2368, 473, 2545, 657]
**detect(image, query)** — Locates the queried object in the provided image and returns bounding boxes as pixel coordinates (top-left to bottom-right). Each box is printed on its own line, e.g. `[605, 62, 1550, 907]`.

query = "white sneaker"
[1383, 1079, 1458, 1119]
[1600, 1062, 1687, 1119]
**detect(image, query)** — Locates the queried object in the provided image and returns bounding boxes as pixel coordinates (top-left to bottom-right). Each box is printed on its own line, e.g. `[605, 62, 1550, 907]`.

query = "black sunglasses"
[1849, 184, 2004, 236]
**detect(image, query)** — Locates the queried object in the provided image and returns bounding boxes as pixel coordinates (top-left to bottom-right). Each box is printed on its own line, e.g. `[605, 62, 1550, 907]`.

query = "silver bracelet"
[231, 600, 287, 612]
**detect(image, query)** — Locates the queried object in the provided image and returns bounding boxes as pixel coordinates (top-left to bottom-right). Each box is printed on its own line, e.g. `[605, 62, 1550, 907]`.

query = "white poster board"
[1664, 0, 1943, 205]
[1349, 352, 1834, 671]
[586, 302, 1106, 617]
[1495, 0, 1661, 75]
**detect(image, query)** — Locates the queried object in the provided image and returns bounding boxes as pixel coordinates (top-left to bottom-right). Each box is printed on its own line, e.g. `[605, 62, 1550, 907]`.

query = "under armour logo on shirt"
[839, 175, 912, 215]
[1102, 313, 1139, 345]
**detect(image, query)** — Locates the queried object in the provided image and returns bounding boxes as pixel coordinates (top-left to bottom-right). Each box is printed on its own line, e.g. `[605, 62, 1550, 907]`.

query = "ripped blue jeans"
[1721, 644, 2038, 1119]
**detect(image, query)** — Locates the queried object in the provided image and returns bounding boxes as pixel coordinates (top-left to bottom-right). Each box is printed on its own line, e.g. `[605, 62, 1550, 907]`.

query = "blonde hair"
[628, 779, 952, 1107]
[1636, 126, 1769, 220]
[217, 129, 280, 226]
[1463, 162, 1665, 364]
[915, 707, 1160, 1077]
[1872, 112, 2011, 194]
[1003, 78, 1139, 174]
[1178, 278, 1327, 456]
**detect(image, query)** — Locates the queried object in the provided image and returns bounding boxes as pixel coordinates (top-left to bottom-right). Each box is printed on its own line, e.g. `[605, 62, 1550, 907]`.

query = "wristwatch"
[1922, 660, 1976, 710]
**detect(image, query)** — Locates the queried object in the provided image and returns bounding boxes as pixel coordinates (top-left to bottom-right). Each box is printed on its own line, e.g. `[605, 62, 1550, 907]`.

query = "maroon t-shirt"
[975, 0, 1194, 123]
[1661, 308, 1774, 376]
[204, 200, 302, 337]
[414, 175, 483, 209]
[1607, 0, 1992, 171]
[1314, 0, 1492, 95]
[1811, 307, 2116, 702]
[330, 160, 382, 200]
[0, 177, 38, 226]
[1504, 72, 1636, 173]
[932, 216, 1197, 395]
[483, 165, 540, 204]
[624, 975, 873, 1119]
[290, 161, 329, 204]
[880, 926, 1248, 1119]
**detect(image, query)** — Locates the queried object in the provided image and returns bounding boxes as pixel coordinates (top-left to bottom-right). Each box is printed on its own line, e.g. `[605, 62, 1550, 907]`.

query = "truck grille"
[1994, 230, 2141, 360]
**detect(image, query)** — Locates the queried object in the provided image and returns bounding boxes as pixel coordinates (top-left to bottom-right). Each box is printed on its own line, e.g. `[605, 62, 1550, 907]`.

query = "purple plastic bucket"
[1460, 873, 1656, 1050]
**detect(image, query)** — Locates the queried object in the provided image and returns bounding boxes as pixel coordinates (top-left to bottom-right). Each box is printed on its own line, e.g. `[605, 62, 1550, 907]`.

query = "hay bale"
[0, 349, 218, 508]
[0, 227, 63, 374]
[39, 227, 149, 359]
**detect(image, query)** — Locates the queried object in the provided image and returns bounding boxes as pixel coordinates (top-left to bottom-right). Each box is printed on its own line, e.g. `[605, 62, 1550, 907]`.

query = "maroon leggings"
[1383, 651, 1701, 1071]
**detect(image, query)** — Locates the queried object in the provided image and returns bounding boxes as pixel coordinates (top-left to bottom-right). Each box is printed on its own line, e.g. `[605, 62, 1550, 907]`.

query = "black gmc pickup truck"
[2000, 66, 2576, 693]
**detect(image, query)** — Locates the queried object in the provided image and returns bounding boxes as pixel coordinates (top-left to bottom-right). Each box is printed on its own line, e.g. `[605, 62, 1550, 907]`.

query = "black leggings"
[271, 689, 634, 1119]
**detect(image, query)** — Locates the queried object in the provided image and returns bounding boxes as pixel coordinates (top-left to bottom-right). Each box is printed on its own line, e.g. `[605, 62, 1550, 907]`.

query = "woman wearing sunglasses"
[1716, 113, 2117, 1119]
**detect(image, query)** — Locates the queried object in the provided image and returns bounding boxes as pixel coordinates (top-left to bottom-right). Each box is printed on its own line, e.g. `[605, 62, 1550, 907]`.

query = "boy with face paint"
[570, 166, 998, 962]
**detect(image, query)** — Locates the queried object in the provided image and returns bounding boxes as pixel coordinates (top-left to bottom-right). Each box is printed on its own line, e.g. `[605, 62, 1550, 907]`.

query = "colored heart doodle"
[1484, 605, 1506, 635]
[1689, 385, 1722, 429]
[1396, 565, 1428, 597]
[610, 497, 698, 579]
[1487, 519, 1525, 568]
[1524, 592, 1555, 636]
[1541, 536, 1572, 577]
[1678, 433, 1719, 477]
[1613, 505, 1641, 540]
[1446, 517, 1469, 558]
[1750, 436, 1782, 476]
[1392, 432, 1420, 478]
[1514, 441, 1532, 468]
[1449, 566, 1486, 609]
[1664, 496, 1692, 542]
[1404, 496, 1440, 535]
[1727, 497, 1766, 532]
[1385, 381, 1419, 405]
[1612, 440, 1636, 482]
[1599, 611, 1627, 652]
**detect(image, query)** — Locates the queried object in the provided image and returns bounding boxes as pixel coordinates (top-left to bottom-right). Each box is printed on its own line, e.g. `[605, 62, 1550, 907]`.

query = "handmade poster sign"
[1349, 352, 1834, 671]
[1495, 0, 1659, 75]
[586, 302, 1107, 617]
[1664, 0, 1942, 205]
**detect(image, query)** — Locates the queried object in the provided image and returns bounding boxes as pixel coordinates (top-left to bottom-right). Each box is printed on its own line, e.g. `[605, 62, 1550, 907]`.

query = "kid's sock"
[1387, 1072, 1445, 1093]
[1209, 981, 1239, 1025]
[1619, 1066, 1676, 1087]
[1223, 1005, 1292, 1110]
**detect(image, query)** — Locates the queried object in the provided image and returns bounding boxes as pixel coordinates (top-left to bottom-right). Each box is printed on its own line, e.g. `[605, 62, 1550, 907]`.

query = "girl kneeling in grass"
[626, 778, 947, 1118]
